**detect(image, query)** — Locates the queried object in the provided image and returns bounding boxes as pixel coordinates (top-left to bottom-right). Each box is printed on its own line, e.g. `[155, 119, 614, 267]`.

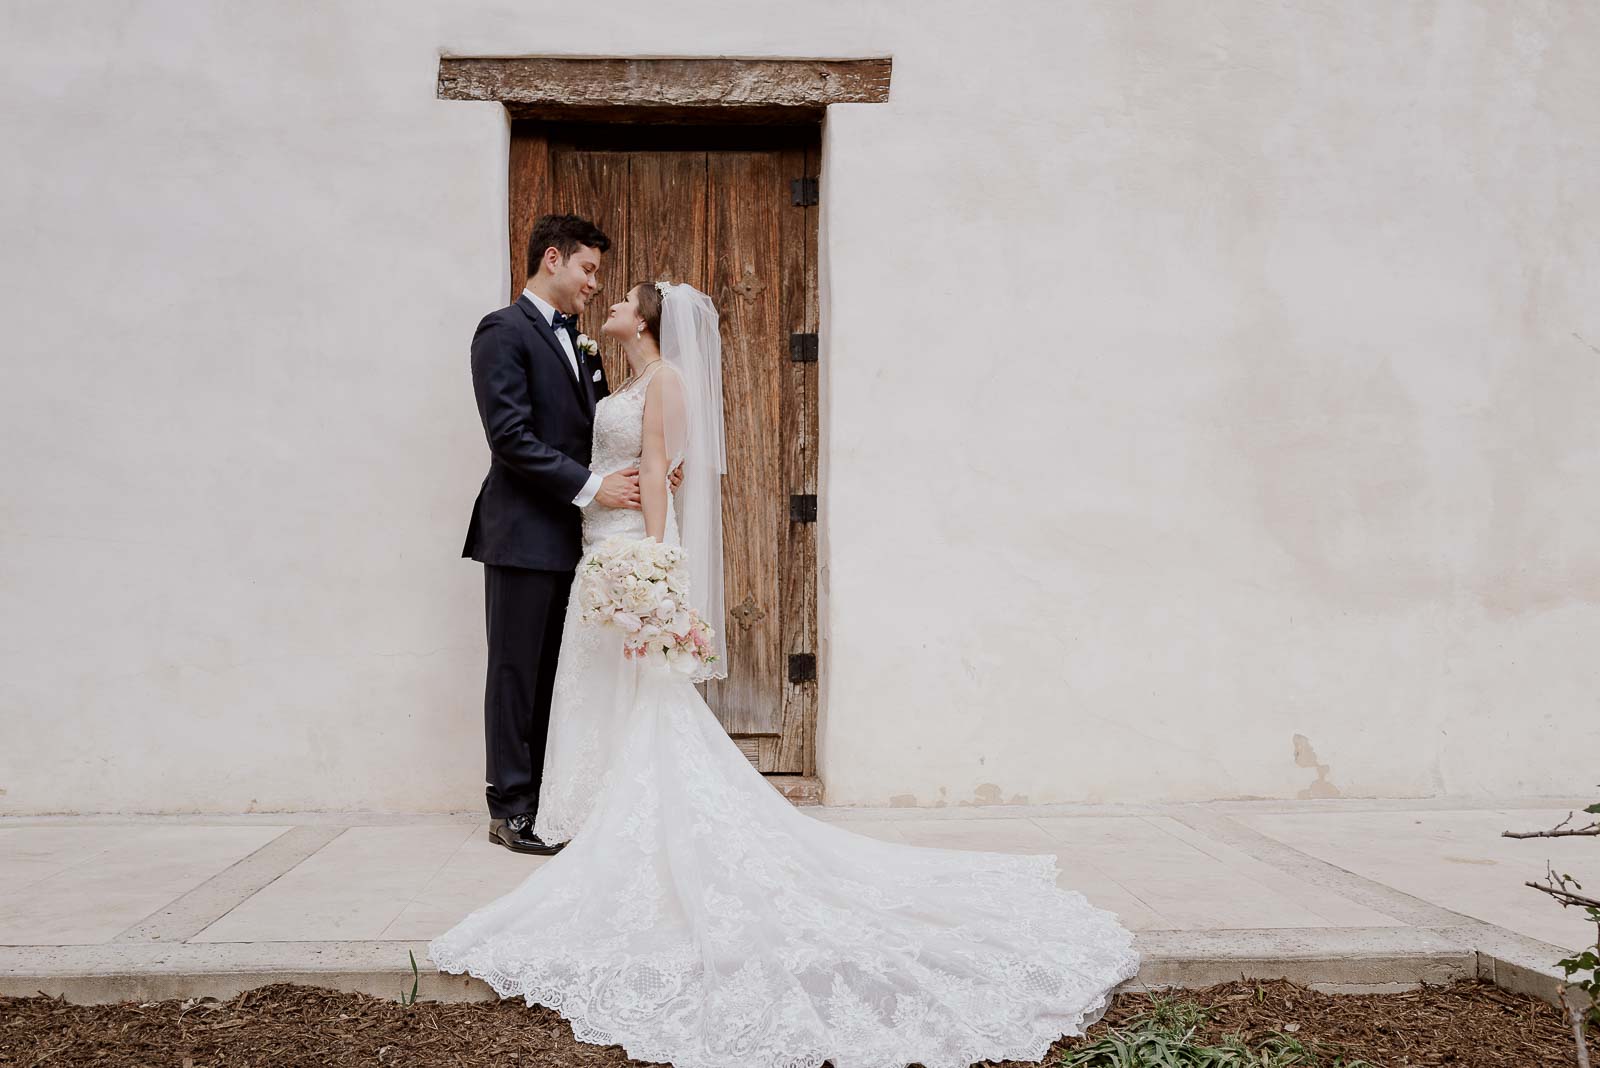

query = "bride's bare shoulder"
[643, 360, 685, 396]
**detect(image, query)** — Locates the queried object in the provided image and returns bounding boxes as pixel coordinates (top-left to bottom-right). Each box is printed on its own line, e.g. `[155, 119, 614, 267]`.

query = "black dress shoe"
[488, 814, 564, 855]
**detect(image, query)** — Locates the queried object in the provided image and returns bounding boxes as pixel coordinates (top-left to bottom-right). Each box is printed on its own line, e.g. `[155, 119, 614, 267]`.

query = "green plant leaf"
[399, 948, 420, 1007]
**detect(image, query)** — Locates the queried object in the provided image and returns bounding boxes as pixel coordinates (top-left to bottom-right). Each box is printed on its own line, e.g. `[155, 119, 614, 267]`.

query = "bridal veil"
[655, 282, 728, 680]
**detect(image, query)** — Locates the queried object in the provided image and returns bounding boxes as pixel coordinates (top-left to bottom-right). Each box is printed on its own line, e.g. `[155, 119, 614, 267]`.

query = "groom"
[463, 213, 640, 855]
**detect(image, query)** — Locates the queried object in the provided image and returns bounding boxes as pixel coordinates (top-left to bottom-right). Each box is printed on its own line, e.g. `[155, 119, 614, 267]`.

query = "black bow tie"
[550, 311, 579, 334]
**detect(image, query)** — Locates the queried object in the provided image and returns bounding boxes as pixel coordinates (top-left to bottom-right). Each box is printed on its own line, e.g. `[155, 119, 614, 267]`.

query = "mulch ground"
[0, 977, 1579, 1067]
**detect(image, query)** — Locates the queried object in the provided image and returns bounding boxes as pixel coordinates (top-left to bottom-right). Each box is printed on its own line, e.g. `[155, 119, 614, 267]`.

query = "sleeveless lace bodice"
[581, 361, 681, 550]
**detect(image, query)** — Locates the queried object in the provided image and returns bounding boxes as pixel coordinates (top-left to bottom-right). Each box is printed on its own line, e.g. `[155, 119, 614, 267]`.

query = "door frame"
[437, 56, 894, 805]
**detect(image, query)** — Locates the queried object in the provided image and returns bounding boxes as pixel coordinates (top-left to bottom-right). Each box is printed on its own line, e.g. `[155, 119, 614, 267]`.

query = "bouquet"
[576, 536, 720, 673]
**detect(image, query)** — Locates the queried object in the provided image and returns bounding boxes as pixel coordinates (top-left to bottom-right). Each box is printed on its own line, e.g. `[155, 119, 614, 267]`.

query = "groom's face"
[548, 244, 604, 315]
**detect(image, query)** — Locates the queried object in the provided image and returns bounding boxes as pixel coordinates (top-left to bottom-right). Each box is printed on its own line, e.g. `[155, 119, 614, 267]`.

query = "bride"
[429, 281, 1140, 1068]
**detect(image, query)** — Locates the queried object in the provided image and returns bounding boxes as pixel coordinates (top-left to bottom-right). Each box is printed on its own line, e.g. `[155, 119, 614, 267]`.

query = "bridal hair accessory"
[654, 281, 671, 297]
[576, 537, 720, 673]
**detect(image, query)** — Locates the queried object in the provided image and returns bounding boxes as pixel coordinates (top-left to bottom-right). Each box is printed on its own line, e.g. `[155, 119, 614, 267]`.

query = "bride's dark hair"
[633, 281, 663, 341]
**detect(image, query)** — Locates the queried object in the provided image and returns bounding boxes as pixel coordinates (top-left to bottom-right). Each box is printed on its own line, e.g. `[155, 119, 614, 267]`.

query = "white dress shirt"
[523, 288, 602, 508]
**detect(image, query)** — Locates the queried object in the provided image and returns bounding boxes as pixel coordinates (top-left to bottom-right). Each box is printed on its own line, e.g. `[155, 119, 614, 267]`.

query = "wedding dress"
[429, 292, 1139, 1068]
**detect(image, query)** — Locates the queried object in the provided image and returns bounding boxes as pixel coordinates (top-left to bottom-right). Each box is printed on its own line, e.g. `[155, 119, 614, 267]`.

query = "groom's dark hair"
[526, 214, 611, 278]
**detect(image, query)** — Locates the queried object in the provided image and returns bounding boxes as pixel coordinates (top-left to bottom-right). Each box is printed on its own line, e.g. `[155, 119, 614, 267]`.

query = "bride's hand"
[669, 461, 685, 492]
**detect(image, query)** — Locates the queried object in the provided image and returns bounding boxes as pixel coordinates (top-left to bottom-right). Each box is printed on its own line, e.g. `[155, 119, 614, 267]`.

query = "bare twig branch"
[1509, 796, 1600, 1067]
[1562, 988, 1593, 1068]
[1527, 881, 1600, 911]
[1503, 810, 1600, 839]
[1504, 826, 1600, 839]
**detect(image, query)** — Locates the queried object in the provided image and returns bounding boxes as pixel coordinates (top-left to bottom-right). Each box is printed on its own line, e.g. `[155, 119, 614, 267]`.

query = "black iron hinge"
[790, 177, 819, 207]
[788, 653, 817, 684]
[790, 494, 818, 523]
[789, 333, 818, 363]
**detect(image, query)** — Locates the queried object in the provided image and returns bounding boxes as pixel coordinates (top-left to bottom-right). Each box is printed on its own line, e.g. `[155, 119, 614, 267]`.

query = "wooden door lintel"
[439, 57, 891, 114]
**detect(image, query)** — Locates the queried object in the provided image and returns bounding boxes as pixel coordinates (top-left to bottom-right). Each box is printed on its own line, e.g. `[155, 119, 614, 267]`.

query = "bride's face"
[600, 287, 644, 341]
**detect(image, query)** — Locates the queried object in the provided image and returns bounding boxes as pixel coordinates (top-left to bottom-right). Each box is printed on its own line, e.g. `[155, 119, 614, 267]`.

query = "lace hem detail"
[429, 854, 1137, 1068]
[428, 953, 1130, 1068]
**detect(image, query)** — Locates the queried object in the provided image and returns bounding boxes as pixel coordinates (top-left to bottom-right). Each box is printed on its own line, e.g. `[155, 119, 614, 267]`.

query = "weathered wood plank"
[507, 128, 550, 300]
[704, 150, 785, 738]
[441, 58, 891, 108]
[766, 775, 824, 805]
[774, 142, 818, 776]
[800, 141, 820, 779]
[588, 153, 710, 408]
[627, 153, 710, 293]
[549, 145, 630, 383]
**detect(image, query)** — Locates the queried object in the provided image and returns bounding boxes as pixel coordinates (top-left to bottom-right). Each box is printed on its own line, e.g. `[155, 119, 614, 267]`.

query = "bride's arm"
[640, 367, 686, 542]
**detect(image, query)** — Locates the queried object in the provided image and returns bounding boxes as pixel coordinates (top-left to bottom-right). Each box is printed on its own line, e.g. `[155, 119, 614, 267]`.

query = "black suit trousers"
[482, 563, 572, 820]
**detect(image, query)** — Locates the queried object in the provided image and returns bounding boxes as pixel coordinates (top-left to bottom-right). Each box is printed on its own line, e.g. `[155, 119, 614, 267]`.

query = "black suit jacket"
[462, 294, 611, 571]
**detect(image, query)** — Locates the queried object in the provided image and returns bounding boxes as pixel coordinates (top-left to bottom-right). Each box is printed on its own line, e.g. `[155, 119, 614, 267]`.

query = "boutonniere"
[575, 334, 599, 358]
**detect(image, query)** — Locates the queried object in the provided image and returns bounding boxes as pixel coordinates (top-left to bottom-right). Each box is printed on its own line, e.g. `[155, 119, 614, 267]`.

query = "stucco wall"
[2, 1, 1596, 814]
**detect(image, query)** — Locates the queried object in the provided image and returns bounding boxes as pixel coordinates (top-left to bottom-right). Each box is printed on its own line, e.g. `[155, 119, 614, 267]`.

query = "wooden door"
[508, 123, 820, 796]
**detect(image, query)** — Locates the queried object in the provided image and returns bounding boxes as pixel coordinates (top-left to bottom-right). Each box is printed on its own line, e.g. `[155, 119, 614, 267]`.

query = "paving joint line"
[1164, 807, 1483, 929]
[111, 826, 349, 944]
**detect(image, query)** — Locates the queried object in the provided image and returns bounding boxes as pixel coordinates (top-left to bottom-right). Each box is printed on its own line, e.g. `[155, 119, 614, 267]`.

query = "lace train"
[437, 355, 1139, 1066]
[429, 661, 1140, 1068]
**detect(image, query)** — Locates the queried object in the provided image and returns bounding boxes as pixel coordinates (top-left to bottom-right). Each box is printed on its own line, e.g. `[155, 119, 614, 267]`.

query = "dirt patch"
[1084, 979, 1576, 1066]
[0, 978, 1577, 1067]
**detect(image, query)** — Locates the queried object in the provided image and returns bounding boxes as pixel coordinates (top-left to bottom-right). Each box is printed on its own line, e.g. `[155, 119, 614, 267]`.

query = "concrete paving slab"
[1146, 816, 1403, 928]
[379, 829, 547, 941]
[114, 825, 346, 944]
[1032, 815, 1374, 931]
[191, 824, 477, 943]
[0, 825, 290, 946]
[1169, 806, 1476, 927]
[1236, 807, 1598, 948]
[0, 800, 1585, 1005]
[892, 817, 1061, 853]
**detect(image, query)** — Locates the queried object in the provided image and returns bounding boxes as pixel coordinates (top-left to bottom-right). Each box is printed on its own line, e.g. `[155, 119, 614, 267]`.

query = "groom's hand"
[669, 461, 685, 492]
[596, 465, 642, 510]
